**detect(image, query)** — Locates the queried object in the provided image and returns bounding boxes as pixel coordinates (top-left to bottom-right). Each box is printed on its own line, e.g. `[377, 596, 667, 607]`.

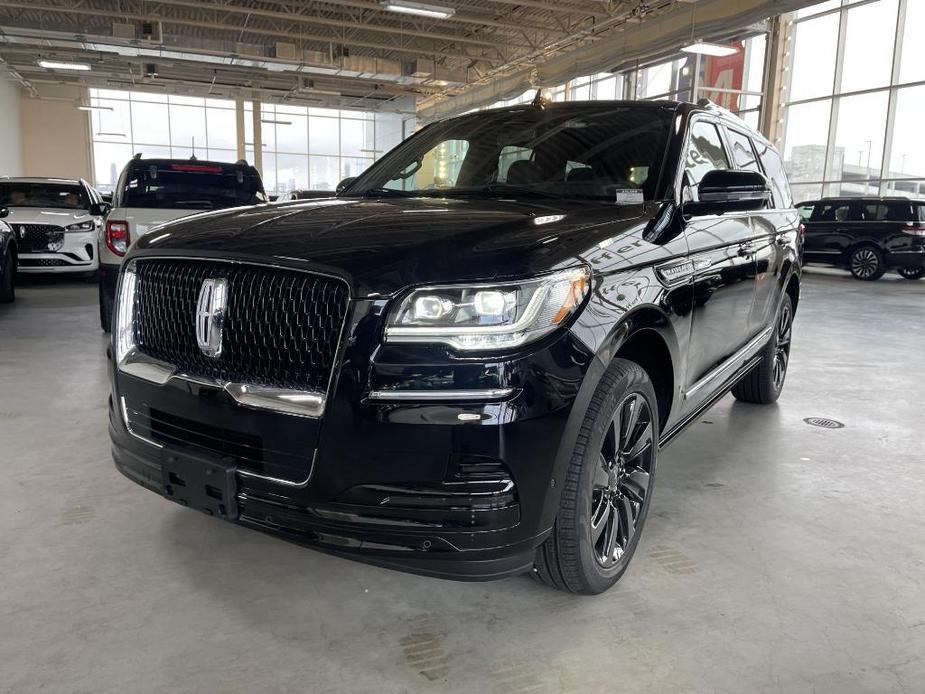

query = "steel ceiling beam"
[0, 4, 504, 62]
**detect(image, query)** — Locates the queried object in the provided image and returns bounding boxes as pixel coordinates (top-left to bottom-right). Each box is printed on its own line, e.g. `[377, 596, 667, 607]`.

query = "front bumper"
[18, 232, 98, 273]
[109, 301, 595, 581]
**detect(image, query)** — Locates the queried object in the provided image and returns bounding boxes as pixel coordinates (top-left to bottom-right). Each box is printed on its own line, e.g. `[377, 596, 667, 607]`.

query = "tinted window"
[0, 182, 89, 210]
[120, 163, 266, 210]
[725, 128, 762, 172]
[863, 201, 913, 221]
[349, 105, 676, 201]
[812, 201, 858, 222]
[684, 121, 730, 202]
[753, 141, 793, 209]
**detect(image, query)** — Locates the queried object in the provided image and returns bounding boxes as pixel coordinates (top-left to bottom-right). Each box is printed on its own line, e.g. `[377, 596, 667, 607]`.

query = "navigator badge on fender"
[195, 278, 228, 357]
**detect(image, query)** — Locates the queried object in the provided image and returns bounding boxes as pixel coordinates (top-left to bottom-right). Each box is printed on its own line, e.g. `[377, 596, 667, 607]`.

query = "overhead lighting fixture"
[380, 1, 455, 19]
[261, 119, 293, 126]
[681, 42, 739, 57]
[77, 105, 113, 112]
[37, 59, 91, 71]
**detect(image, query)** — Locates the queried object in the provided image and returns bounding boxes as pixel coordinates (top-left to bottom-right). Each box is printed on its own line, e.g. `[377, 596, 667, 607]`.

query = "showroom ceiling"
[0, 0, 675, 110]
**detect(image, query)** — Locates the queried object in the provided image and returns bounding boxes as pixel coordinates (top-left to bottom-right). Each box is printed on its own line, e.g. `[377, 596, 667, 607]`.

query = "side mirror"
[336, 177, 357, 195]
[684, 170, 771, 217]
[89, 202, 112, 217]
[0, 207, 8, 219]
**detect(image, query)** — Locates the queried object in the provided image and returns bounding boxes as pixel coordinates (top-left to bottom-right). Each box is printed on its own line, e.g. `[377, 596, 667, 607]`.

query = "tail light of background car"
[903, 222, 925, 237]
[105, 220, 130, 256]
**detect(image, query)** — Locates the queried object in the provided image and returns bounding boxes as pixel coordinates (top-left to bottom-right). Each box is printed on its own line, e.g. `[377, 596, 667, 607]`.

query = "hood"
[4, 208, 94, 226]
[133, 196, 655, 296]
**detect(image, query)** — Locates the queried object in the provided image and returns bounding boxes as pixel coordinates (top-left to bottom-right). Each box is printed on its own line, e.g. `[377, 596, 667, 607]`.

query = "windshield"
[0, 182, 88, 210]
[344, 104, 677, 201]
[119, 164, 266, 210]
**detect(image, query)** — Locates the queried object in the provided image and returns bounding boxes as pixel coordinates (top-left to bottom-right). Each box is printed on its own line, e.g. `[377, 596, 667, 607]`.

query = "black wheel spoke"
[621, 468, 649, 504]
[615, 494, 635, 552]
[601, 501, 619, 560]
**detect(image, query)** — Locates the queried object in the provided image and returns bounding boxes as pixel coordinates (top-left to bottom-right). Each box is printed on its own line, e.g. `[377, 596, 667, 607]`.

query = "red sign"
[702, 41, 745, 111]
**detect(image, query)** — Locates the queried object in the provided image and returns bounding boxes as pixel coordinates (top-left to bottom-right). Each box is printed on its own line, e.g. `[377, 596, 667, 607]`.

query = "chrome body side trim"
[684, 326, 773, 399]
[367, 388, 516, 402]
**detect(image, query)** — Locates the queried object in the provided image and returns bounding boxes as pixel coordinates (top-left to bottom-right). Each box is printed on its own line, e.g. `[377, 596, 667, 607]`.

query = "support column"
[235, 97, 245, 162]
[251, 97, 263, 174]
[760, 15, 789, 146]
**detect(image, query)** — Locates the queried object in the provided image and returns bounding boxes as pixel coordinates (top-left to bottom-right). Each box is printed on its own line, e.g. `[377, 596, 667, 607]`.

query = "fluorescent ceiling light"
[78, 105, 113, 111]
[681, 42, 739, 57]
[38, 59, 91, 71]
[381, 1, 455, 19]
[261, 119, 292, 125]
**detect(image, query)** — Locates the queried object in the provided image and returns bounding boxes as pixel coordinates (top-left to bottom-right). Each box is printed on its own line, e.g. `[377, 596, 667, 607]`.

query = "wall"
[0, 76, 23, 177]
[20, 85, 92, 180]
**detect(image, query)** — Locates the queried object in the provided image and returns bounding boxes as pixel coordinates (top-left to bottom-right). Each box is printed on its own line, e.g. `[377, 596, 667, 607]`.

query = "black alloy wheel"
[898, 266, 924, 280]
[533, 359, 659, 594]
[590, 393, 655, 568]
[772, 298, 793, 392]
[849, 246, 885, 281]
[732, 292, 795, 405]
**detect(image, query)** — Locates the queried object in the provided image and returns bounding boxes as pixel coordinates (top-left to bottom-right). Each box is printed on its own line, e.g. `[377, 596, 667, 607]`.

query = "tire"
[99, 280, 113, 332]
[898, 266, 924, 280]
[533, 359, 659, 595]
[848, 246, 885, 281]
[732, 293, 793, 405]
[0, 250, 15, 303]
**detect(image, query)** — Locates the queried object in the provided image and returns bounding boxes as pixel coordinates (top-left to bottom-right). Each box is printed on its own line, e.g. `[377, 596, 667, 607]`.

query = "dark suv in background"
[798, 196, 925, 280]
[108, 99, 801, 594]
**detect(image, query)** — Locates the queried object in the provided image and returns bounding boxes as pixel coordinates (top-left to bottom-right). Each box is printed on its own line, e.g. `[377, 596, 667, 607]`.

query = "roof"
[0, 177, 82, 185]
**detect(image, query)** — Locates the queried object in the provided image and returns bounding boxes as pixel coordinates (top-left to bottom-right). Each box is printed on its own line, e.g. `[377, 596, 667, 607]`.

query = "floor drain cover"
[803, 417, 845, 429]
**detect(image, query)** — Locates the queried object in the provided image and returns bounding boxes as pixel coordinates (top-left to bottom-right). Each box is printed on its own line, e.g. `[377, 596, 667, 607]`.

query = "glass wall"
[781, 0, 925, 202]
[484, 35, 765, 132]
[88, 90, 242, 193]
[88, 89, 399, 197]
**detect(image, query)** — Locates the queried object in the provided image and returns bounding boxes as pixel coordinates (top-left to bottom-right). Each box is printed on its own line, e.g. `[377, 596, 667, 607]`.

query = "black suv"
[798, 196, 925, 280]
[108, 100, 802, 594]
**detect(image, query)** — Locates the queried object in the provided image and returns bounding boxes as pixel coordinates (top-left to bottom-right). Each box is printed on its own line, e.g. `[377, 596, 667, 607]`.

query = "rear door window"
[753, 141, 793, 209]
[812, 201, 860, 222]
[121, 163, 266, 210]
[724, 128, 762, 173]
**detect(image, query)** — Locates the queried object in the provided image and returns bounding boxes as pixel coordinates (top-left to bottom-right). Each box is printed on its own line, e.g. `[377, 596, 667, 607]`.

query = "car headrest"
[506, 160, 544, 185]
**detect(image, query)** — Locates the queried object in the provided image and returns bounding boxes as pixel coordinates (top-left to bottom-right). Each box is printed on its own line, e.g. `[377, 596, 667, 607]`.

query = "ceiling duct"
[111, 23, 135, 41]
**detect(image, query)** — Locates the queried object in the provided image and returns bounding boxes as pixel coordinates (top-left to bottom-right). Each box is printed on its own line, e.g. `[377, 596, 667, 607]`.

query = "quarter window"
[683, 121, 730, 202]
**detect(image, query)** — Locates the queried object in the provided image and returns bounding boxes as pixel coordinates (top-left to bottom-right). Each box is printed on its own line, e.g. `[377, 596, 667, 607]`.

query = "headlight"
[385, 267, 590, 351]
[114, 263, 137, 363]
[66, 220, 95, 232]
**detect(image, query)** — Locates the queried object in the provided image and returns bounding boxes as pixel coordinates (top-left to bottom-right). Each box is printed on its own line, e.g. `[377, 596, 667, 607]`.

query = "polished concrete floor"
[1, 268, 924, 693]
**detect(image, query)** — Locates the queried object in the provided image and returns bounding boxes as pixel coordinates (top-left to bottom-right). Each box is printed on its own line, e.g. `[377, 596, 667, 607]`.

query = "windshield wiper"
[456, 184, 565, 199]
[354, 187, 416, 198]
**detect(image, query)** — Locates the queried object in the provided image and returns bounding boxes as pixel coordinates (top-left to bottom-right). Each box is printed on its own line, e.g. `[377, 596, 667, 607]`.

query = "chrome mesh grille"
[132, 259, 349, 392]
[15, 224, 64, 253]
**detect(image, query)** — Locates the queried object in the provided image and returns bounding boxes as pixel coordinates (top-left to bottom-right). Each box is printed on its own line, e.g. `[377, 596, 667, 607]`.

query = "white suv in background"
[0, 178, 108, 276]
[98, 156, 266, 330]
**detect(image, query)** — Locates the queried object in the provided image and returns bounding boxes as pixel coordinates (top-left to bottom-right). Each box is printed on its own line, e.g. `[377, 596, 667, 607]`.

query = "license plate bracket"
[161, 451, 238, 520]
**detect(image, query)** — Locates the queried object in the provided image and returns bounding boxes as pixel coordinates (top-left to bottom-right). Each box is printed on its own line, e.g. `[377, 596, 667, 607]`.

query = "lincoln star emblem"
[195, 278, 228, 358]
